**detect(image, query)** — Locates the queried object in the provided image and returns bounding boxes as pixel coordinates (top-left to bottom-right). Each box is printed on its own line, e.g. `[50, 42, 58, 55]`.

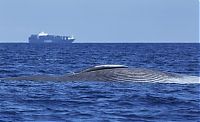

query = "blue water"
[0, 43, 199, 122]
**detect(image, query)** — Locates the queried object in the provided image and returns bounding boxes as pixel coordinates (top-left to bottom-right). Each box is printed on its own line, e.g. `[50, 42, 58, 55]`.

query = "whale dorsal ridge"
[82, 65, 128, 72]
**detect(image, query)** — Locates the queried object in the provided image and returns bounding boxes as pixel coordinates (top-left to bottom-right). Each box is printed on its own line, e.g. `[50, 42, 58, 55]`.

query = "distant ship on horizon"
[28, 32, 75, 43]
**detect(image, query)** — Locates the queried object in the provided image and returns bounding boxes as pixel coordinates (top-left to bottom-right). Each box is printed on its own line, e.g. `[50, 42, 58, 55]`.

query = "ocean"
[0, 43, 199, 122]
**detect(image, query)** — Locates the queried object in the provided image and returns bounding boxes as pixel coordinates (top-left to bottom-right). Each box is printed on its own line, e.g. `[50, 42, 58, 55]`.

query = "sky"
[0, 0, 198, 43]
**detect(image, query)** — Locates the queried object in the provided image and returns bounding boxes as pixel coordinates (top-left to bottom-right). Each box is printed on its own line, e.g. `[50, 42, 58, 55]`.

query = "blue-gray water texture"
[0, 43, 199, 122]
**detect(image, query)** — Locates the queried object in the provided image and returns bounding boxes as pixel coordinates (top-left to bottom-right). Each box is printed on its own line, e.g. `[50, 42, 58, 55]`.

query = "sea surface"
[0, 43, 199, 122]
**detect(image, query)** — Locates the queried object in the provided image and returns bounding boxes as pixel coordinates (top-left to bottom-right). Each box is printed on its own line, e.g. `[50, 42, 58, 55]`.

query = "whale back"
[1, 65, 199, 84]
[66, 67, 179, 82]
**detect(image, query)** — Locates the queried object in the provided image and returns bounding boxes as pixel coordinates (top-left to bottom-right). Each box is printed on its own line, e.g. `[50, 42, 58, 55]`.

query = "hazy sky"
[0, 0, 198, 43]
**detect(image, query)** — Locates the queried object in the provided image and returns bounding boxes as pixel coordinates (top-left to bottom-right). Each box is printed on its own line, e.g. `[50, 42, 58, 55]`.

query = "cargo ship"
[28, 32, 75, 43]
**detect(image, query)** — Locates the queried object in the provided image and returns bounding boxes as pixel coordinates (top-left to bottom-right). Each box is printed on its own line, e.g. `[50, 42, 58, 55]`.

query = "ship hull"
[29, 39, 74, 43]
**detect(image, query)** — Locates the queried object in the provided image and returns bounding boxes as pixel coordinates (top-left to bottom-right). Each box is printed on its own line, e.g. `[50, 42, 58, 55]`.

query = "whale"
[1, 65, 199, 84]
